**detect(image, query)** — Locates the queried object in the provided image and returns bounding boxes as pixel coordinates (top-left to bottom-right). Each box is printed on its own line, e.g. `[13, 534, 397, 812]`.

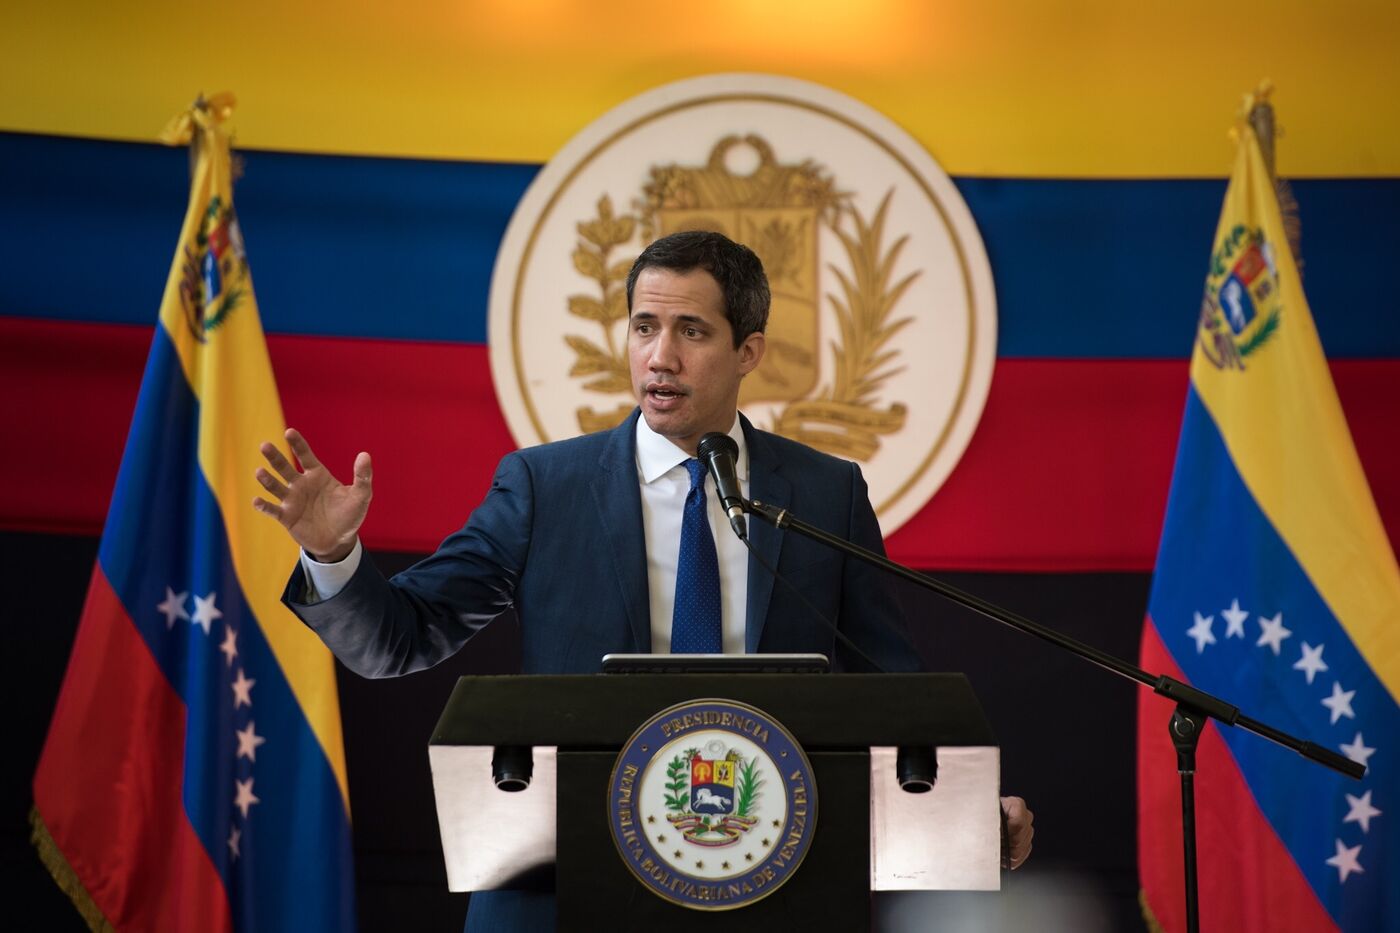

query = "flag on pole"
[1137, 88, 1399, 932]
[31, 94, 356, 931]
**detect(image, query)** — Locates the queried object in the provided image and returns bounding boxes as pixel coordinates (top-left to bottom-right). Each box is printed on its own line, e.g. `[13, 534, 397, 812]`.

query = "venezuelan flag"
[30, 95, 355, 931]
[1137, 93, 1400, 932]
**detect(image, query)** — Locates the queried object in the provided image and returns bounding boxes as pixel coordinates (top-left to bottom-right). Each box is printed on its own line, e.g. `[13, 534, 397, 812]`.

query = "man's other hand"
[1001, 795, 1034, 870]
[252, 428, 372, 563]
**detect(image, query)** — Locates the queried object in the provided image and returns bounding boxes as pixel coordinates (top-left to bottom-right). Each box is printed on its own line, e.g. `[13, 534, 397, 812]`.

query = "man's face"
[627, 267, 765, 454]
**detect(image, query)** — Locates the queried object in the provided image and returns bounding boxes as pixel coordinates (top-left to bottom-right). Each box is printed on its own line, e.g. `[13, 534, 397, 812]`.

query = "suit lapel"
[743, 419, 789, 652]
[592, 410, 652, 653]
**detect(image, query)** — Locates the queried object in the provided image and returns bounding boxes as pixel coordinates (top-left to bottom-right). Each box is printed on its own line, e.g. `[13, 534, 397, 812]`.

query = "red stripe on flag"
[2, 316, 1397, 569]
[33, 563, 232, 932]
[266, 331, 519, 553]
[887, 358, 1188, 569]
[1137, 619, 1337, 932]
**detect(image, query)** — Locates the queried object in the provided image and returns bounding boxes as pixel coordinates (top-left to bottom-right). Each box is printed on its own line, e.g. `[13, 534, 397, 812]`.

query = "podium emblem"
[608, 699, 817, 910]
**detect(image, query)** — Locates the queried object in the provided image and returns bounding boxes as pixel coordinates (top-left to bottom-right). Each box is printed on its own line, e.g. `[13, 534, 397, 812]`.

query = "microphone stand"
[743, 497, 1364, 933]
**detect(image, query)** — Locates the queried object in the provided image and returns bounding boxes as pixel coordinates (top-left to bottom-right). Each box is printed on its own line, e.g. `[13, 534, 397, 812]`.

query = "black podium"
[428, 673, 1000, 932]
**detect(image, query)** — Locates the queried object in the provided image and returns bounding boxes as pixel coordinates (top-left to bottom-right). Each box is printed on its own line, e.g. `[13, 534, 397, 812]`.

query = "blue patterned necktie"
[670, 458, 723, 653]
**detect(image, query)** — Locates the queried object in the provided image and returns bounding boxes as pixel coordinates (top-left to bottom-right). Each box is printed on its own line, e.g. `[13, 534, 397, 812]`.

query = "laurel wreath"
[565, 196, 638, 432]
[771, 190, 912, 460]
[735, 755, 761, 817]
[664, 749, 697, 812]
[203, 283, 243, 334]
[1237, 308, 1280, 357]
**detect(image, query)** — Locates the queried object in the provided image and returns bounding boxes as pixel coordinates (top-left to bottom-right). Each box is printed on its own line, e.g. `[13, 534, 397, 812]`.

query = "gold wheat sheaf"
[564, 191, 913, 458]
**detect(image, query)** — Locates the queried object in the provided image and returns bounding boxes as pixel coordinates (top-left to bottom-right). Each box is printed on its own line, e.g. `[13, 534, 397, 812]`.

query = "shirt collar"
[635, 412, 748, 485]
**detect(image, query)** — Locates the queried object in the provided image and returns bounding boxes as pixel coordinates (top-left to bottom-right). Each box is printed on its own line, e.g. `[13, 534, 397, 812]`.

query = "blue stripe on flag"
[1149, 388, 1398, 926]
[96, 326, 355, 931]
[4, 130, 1400, 356]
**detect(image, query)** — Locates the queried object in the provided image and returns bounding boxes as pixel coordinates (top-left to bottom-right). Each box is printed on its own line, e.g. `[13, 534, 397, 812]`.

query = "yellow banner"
[3, 0, 1398, 176]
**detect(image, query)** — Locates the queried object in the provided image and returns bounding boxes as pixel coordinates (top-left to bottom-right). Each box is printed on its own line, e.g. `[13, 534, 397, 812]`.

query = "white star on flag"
[1221, 599, 1248, 638]
[1321, 682, 1357, 725]
[1187, 612, 1216, 653]
[1292, 641, 1328, 685]
[1339, 733, 1376, 769]
[156, 587, 189, 629]
[234, 777, 260, 818]
[1343, 790, 1382, 833]
[1325, 838, 1363, 883]
[191, 591, 223, 635]
[219, 625, 239, 667]
[231, 668, 256, 709]
[1255, 612, 1292, 656]
[236, 721, 267, 762]
[228, 826, 241, 860]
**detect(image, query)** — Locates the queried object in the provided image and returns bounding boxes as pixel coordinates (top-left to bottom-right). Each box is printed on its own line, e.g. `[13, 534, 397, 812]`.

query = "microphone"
[699, 431, 889, 674]
[697, 432, 747, 540]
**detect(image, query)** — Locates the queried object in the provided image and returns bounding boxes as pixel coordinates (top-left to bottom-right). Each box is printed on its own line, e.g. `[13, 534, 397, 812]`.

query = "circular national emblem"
[607, 699, 816, 910]
[1197, 224, 1283, 370]
[488, 73, 997, 534]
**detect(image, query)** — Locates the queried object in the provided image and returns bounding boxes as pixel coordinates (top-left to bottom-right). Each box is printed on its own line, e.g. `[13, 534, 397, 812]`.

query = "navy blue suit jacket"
[284, 410, 918, 931]
[287, 409, 918, 676]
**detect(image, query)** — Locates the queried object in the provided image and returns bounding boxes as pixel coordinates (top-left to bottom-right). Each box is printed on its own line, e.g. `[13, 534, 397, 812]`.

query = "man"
[253, 231, 1032, 929]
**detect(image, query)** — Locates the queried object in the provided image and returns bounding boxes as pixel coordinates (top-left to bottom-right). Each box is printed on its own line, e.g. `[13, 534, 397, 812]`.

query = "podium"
[429, 673, 1000, 932]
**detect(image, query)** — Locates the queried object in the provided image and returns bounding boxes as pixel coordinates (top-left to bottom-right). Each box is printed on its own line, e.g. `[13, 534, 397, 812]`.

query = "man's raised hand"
[252, 429, 372, 563]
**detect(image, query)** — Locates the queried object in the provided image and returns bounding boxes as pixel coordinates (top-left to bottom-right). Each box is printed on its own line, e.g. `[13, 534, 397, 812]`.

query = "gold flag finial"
[160, 92, 239, 179]
[160, 92, 237, 146]
[1244, 80, 1277, 177]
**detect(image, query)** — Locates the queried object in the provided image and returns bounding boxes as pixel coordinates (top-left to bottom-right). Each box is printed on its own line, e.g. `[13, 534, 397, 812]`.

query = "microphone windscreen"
[697, 432, 738, 461]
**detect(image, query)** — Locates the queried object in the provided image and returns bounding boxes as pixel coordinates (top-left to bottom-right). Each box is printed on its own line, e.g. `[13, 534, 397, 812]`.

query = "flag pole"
[1248, 89, 1276, 178]
[1247, 81, 1303, 272]
[1171, 83, 1273, 933]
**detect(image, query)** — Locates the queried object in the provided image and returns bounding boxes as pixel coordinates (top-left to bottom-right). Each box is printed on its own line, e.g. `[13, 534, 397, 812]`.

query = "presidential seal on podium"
[607, 699, 817, 910]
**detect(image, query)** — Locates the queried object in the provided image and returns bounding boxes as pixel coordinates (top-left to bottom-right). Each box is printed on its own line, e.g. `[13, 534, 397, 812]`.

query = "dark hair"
[625, 230, 770, 346]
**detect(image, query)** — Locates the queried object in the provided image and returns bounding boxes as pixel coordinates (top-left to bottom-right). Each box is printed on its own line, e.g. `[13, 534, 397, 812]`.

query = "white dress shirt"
[634, 414, 749, 654]
[300, 414, 751, 654]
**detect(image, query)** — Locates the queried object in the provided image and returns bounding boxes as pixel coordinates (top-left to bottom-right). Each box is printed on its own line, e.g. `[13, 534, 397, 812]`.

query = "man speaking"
[253, 230, 1032, 929]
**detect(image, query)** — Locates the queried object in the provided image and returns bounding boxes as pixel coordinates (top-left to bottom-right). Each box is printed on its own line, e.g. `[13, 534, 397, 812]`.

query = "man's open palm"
[252, 429, 372, 563]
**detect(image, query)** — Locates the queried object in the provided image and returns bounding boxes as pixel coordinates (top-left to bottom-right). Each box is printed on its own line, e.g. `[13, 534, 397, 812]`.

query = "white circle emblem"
[608, 699, 816, 909]
[488, 73, 996, 534]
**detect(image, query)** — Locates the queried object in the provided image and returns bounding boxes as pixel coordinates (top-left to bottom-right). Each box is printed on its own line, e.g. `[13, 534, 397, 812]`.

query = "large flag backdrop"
[1137, 97, 1399, 932]
[29, 96, 355, 931]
